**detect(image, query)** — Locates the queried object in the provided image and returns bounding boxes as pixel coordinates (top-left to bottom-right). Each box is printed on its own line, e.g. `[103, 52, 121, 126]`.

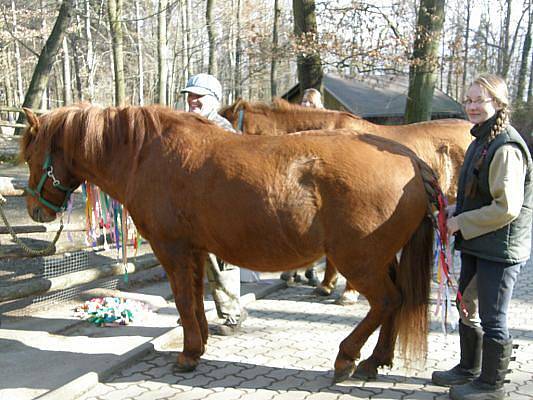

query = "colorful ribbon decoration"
[432, 189, 466, 334]
[81, 182, 141, 276]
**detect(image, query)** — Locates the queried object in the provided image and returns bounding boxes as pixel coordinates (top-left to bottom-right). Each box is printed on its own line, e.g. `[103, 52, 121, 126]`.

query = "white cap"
[181, 74, 223, 101]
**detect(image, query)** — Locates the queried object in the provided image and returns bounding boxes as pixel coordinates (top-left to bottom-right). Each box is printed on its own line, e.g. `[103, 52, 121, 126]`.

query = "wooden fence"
[0, 106, 47, 131]
[0, 114, 161, 313]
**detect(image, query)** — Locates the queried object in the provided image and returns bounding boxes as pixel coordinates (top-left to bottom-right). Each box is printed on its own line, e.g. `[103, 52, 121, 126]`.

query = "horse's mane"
[21, 104, 213, 167]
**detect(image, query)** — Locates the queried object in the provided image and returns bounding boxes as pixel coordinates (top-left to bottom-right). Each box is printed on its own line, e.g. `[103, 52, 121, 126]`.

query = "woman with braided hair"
[432, 74, 532, 400]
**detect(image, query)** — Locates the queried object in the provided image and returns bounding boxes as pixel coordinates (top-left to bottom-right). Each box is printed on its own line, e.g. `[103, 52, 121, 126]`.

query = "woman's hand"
[447, 216, 460, 236]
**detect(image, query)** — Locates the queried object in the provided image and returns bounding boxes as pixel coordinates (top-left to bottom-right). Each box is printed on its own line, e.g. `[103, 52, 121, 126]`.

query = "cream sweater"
[457, 144, 527, 240]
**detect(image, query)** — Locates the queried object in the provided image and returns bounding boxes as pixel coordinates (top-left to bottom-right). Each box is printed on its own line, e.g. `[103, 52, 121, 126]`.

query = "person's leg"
[305, 263, 319, 286]
[477, 259, 521, 340]
[205, 255, 245, 336]
[450, 259, 522, 400]
[432, 253, 482, 386]
[280, 269, 300, 283]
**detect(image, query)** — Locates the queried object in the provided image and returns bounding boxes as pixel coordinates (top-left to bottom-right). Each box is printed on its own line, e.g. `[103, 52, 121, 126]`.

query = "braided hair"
[465, 74, 511, 197]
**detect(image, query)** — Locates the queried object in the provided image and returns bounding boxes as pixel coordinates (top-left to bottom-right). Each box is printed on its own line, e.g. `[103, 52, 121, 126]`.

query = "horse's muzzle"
[30, 206, 56, 223]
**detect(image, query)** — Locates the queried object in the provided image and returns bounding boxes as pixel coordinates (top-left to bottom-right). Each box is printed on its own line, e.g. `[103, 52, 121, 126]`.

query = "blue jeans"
[457, 253, 523, 340]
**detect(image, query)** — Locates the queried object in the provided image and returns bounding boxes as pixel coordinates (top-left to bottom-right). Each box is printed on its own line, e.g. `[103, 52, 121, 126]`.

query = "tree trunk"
[405, 0, 446, 123]
[62, 37, 73, 105]
[157, 0, 168, 105]
[15, 0, 73, 132]
[206, 0, 218, 76]
[185, 0, 192, 79]
[11, 0, 24, 105]
[84, 0, 96, 102]
[528, 39, 533, 103]
[2, 51, 15, 121]
[271, 0, 280, 98]
[292, 0, 322, 91]
[500, 0, 512, 78]
[69, 31, 84, 101]
[461, 0, 471, 99]
[234, 0, 242, 99]
[108, 0, 126, 106]
[516, 2, 531, 104]
[135, 0, 145, 106]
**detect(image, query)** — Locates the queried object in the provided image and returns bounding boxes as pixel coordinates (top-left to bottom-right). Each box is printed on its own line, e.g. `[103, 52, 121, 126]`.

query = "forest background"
[0, 0, 532, 134]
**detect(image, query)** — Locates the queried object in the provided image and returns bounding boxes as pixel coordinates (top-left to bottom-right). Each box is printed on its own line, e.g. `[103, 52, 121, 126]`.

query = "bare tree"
[62, 37, 73, 105]
[15, 0, 73, 131]
[293, 0, 323, 90]
[529, 44, 533, 102]
[206, 0, 218, 76]
[500, 0, 513, 77]
[108, 0, 125, 106]
[516, 0, 532, 103]
[271, 0, 280, 98]
[135, 0, 145, 106]
[11, 0, 24, 105]
[405, 0, 446, 123]
[234, 0, 243, 99]
[461, 0, 472, 98]
[157, 0, 168, 105]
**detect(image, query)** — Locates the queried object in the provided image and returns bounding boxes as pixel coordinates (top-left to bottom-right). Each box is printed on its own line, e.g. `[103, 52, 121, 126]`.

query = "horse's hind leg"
[333, 272, 400, 383]
[315, 259, 360, 305]
[334, 282, 360, 306]
[352, 312, 399, 380]
[354, 261, 401, 379]
[314, 258, 338, 296]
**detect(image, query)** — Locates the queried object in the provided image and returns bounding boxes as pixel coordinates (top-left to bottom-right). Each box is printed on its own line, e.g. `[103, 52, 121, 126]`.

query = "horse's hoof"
[333, 364, 355, 383]
[174, 353, 199, 372]
[334, 291, 359, 306]
[313, 285, 332, 297]
[352, 360, 378, 381]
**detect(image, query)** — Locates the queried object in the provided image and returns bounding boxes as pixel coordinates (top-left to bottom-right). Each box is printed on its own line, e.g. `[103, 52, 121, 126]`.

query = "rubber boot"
[449, 336, 513, 400]
[432, 322, 482, 386]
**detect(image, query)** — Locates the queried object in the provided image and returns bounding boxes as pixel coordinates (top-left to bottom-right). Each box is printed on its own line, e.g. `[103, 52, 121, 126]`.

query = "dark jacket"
[455, 119, 533, 263]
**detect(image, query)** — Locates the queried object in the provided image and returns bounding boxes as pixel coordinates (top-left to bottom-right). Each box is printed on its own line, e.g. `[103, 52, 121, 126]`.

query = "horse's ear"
[23, 108, 40, 135]
[233, 97, 244, 112]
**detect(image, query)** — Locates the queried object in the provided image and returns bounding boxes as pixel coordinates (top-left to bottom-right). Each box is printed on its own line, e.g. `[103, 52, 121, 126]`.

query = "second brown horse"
[221, 98, 472, 300]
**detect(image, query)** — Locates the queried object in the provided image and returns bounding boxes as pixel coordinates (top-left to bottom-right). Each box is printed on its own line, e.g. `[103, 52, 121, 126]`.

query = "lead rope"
[0, 194, 63, 256]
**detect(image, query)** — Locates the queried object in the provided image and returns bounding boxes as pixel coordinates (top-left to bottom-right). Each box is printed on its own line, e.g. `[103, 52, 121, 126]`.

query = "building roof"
[284, 73, 465, 119]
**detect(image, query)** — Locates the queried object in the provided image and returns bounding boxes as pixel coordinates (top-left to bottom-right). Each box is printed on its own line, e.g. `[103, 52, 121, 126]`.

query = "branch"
[1, 5, 39, 57]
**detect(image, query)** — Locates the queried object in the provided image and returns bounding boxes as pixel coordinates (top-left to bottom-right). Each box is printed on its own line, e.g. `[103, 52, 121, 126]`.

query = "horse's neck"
[74, 153, 132, 205]
[342, 115, 378, 132]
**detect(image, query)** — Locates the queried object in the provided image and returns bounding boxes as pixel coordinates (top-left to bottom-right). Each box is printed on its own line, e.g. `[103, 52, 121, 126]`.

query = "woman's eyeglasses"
[462, 98, 493, 106]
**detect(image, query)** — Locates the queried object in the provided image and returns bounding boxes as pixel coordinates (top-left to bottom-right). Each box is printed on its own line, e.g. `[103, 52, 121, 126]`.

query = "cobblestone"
[79, 258, 533, 400]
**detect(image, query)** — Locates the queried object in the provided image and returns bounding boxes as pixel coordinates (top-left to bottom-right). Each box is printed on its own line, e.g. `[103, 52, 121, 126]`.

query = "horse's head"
[20, 108, 82, 223]
[219, 99, 278, 135]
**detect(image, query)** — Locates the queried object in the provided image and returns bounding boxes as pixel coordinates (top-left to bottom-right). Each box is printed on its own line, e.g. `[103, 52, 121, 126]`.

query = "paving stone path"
[79, 260, 533, 400]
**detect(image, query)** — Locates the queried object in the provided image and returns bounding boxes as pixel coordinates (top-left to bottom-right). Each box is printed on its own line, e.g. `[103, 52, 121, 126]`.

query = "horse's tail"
[395, 157, 442, 365]
[395, 213, 433, 365]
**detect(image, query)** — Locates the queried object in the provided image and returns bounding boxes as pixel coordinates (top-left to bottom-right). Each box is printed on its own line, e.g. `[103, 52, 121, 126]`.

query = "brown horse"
[21, 104, 436, 382]
[221, 98, 472, 299]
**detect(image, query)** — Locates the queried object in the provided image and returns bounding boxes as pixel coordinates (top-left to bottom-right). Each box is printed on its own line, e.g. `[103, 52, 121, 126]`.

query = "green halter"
[25, 154, 75, 213]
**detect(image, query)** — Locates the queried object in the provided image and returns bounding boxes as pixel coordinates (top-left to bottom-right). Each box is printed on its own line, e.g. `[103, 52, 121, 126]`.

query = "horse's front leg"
[152, 242, 205, 372]
[192, 251, 208, 345]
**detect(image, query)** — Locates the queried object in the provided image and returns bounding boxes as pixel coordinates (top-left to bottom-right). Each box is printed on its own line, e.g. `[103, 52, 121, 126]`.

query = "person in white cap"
[181, 73, 236, 132]
[180, 73, 246, 336]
